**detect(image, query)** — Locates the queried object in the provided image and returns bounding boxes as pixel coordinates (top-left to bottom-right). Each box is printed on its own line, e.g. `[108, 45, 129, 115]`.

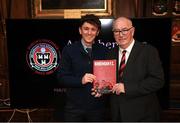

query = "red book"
[93, 59, 117, 94]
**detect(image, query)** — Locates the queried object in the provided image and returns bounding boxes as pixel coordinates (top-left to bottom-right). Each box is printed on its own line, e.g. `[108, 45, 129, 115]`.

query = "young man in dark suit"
[57, 14, 109, 121]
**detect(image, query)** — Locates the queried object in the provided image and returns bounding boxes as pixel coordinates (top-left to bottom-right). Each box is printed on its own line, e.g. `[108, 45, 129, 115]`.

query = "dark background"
[42, 0, 105, 9]
[6, 18, 171, 109]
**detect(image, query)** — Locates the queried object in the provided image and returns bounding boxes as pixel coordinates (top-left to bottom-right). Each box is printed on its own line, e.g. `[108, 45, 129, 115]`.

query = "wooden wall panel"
[114, 0, 137, 17]
[171, 64, 180, 79]
[170, 81, 180, 100]
[161, 109, 180, 122]
[10, 0, 29, 18]
[0, 0, 9, 106]
[171, 44, 180, 64]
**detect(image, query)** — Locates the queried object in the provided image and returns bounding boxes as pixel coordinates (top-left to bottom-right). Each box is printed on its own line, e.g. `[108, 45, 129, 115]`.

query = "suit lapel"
[123, 41, 142, 76]
[77, 41, 88, 56]
[109, 42, 143, 82]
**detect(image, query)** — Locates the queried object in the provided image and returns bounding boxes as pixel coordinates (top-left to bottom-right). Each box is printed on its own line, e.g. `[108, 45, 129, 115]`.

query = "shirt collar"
[81, 39, 92, 52]
[81, 39, 93, 47]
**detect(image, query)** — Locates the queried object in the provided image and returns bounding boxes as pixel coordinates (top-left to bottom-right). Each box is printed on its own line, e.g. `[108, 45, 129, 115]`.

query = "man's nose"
[87, 30, 93, 34]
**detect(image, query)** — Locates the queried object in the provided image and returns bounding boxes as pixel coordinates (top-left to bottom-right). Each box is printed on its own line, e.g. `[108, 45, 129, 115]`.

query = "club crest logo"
[26, 39, 60, 75]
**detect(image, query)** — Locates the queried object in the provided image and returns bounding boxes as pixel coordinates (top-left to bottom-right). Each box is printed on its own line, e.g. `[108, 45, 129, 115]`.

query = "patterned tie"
[86, 48, 92, 58]
[119, 50, 126, 81]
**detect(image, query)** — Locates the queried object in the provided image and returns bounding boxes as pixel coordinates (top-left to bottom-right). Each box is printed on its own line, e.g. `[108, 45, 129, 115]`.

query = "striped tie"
[119, 50, 126, 81]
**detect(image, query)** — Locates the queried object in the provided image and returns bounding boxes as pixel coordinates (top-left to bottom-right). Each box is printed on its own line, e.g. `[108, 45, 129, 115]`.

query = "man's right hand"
[82, 73, 96, 85]
[91, 88, 102, 97]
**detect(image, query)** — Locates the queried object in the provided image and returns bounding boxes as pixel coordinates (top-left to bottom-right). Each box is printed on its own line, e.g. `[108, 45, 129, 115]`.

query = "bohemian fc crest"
[26, 39, 60, 75]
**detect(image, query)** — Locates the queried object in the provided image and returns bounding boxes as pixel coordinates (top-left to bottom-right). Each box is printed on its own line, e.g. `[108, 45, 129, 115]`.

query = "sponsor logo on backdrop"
[26, 39, 60, 75]
[67, 39, 117, 49]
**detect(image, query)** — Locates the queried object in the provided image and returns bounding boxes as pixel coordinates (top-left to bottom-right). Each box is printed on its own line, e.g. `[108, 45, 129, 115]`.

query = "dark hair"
[79, 14, 101, 30]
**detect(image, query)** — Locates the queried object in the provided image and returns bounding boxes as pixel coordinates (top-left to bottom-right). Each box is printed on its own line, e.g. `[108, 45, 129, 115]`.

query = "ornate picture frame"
[31, 0, 112, 18]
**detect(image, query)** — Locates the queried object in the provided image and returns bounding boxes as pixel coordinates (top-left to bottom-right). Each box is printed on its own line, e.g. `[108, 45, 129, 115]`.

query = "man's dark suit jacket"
[108, 41, 165, 121]
[58, 41, 109, 111]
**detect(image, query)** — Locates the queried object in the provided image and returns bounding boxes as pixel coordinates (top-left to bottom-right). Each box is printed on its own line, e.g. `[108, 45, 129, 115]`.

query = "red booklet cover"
[93, 59, 117, 94]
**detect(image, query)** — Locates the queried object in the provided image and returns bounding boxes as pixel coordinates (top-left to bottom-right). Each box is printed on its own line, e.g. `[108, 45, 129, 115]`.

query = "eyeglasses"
[112, 27, 133, 35]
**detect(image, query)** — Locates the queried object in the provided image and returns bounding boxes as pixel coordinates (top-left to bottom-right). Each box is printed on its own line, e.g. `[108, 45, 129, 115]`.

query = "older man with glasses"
[93, 17, 165, 122]
[109, 16, 165, 122]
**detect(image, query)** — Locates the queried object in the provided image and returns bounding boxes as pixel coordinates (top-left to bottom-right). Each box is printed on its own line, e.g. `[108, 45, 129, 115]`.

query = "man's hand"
[82, 73, 96, 85]
[91, 88, 102, 97]
[112, 83, 125, 95]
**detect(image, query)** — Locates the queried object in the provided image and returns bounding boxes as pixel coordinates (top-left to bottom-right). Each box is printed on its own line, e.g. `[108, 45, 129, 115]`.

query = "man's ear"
[131, 27, 135, 36]
[96, 31, 100, 36]
[79, 27, 82, 34]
